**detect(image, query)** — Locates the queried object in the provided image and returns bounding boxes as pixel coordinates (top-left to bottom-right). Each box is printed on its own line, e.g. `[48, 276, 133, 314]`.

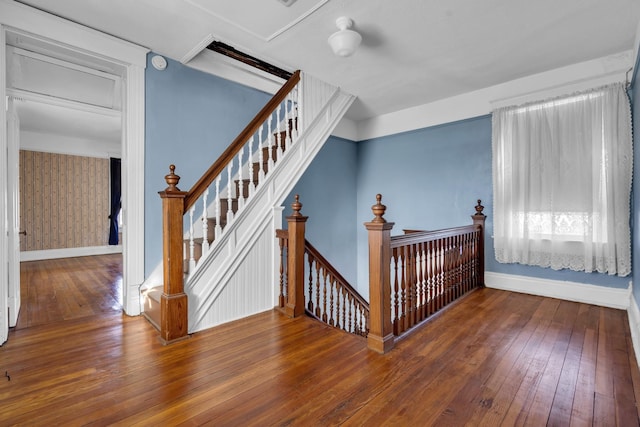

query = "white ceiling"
[11, 0, 640, 125]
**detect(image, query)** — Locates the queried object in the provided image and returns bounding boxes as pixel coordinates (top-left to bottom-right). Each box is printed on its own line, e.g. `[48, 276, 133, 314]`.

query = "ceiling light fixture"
[327, 16, 362, 57]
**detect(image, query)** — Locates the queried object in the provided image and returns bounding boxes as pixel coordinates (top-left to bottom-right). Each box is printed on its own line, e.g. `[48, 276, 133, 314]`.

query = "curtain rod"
[490, 69, 628, 110]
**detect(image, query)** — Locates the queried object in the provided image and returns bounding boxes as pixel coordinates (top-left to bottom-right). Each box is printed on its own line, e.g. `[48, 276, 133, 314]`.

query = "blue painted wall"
[354, 114, 630, 296]
[283, 136, 358, 284]
[288, 110, 632, 301]
[355, 117, 493, 298]
[144, 54, 271, 277]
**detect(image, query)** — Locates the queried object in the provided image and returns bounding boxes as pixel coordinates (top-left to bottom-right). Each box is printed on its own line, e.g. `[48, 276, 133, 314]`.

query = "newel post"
[472, 199, 486, 288]
[285, 195, 308, 317]
[158, 165, 189, 344]
[365, 194, 395, 354]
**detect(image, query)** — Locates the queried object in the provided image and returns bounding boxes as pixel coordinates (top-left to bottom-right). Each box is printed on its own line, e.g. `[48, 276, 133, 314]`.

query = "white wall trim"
[357, 50, 635, 141]
[180, 33, 215, 64]
[122, 63, 146, 316]
[186, 48, 285, 95]
[628, 294, 640, 368]
[21, 245, 122, 261]
[485, 271, 631, 310]
[0, 25, 9, 344]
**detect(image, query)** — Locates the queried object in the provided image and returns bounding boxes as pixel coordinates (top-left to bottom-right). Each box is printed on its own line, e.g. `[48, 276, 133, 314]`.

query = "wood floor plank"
[473, 297, 561, 426]
[2, 257, 640, 425]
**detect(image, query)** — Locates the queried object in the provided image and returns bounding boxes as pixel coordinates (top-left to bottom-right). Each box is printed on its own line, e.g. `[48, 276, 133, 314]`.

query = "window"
[492, 83, 632, 276]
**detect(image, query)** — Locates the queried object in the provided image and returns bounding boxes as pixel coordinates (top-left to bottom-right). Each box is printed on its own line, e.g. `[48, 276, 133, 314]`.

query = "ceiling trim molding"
[181, 33, 215, 64]
[187, 48, 285, 95]
[356, 50, 635, 141]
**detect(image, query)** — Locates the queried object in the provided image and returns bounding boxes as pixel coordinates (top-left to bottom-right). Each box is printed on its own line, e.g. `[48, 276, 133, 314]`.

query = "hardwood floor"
[2, 257, 640, 425]
[16, 254, 123, 329]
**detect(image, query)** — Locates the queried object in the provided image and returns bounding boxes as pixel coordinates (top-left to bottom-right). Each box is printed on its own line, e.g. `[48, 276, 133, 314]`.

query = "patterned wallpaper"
[20, 150, 110, 251]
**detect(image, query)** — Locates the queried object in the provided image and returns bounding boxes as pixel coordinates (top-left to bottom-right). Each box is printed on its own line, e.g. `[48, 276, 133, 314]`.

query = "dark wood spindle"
[307, 254, 314, 312]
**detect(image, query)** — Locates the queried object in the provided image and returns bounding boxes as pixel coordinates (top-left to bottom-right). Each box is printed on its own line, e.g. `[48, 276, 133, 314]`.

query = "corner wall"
[283, 136, 359, 284]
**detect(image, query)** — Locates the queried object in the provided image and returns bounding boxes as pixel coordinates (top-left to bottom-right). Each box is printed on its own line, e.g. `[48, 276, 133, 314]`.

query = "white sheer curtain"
[492, 83, 632, 276]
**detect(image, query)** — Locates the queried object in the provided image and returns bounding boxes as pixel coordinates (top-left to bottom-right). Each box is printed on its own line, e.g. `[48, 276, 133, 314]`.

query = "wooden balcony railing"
[277, 194, 486, 354]
[276, 196, 369, 337]
[366, 195, 486, 353]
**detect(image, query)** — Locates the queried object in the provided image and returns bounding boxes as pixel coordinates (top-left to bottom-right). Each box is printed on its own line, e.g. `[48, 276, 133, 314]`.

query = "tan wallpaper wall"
[20, 150, 110, 251]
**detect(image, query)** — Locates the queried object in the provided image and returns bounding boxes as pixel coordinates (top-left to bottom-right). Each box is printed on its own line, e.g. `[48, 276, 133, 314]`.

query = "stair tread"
[142, 286, 163, 302]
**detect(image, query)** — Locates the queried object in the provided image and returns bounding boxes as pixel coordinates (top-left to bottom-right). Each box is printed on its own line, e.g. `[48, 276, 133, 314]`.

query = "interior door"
[7, 96, 20, 327]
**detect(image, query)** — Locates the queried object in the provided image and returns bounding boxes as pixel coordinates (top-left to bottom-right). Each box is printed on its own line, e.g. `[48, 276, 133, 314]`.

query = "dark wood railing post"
[365, 194, 395, 354]
[471, 199, 486, 288]
[158, 165, 189, 344]
[285, 195, 308, 317]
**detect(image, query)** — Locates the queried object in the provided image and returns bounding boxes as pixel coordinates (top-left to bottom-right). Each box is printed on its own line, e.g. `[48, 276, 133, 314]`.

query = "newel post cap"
[287, 194, 308, 222]
[474, 199, 485, 217]
[370, 194, 387, 223]
[291, 194, 303, 217]
[164, 164, 181, 192]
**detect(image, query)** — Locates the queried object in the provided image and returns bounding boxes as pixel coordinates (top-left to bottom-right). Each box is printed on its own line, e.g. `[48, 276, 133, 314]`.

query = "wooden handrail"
[184, 70, 301, 212]
[390, 225, 480, 248]
[304, 239, 369, 311]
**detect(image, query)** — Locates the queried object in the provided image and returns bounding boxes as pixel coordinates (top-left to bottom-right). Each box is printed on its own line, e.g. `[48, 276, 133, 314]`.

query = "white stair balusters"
[214, 176, 222, 239]
[227, 162, 234, 223]
[276, 104, 284, 159]
[201, 188, 209, 254]
[180, 74, 303, 277]
[238, 146, 245, 209]
[267, 112, 274, 171]
[296, 82, 303, 137]
[258, 125, 265, 182]
[188, 206, 196, 272]
[285, 95, 292, 150]
[248, 136, 254, 197]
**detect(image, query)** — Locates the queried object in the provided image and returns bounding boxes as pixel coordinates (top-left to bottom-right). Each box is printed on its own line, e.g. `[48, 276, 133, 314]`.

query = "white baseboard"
[20, 245, 122, 261]
[628, 296, 640, 369]
[485, 271, 631, 310]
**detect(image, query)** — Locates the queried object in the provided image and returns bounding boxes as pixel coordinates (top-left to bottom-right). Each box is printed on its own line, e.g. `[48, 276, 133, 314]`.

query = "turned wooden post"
[471, 199, 486, 288]
[158, 165, 189, 344]
[365, 194, 395, 354]
[285, 195, 308, 317]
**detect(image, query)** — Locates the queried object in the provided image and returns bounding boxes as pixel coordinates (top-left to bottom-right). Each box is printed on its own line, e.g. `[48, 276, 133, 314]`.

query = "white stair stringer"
[187, 81, 356, 333]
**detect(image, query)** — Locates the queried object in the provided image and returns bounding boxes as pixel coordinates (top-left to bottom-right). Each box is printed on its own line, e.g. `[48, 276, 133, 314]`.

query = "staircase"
[142, 71, 355, 337]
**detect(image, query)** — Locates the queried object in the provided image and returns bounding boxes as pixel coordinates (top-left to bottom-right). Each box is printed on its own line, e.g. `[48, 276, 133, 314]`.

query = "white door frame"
[0, 26, 8, 344]
[6, 96, 19, 327]
[0, 1, 149, 337]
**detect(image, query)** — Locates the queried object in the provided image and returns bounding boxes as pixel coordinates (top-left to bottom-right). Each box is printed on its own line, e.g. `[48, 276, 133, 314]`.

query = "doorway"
[0, 2, 148, 344]
[7, 34, 124, 328]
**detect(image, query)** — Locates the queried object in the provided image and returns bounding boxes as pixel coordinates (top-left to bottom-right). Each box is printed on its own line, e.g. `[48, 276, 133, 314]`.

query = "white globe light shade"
[327, 17, 362, 57]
